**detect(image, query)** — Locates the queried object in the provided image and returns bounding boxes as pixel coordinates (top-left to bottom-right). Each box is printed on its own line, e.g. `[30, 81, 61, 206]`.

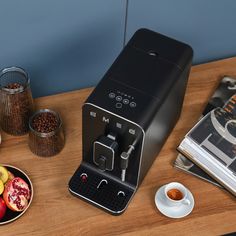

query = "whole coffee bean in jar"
[0, 67, 34, 135]
[28, 109, 65, 157]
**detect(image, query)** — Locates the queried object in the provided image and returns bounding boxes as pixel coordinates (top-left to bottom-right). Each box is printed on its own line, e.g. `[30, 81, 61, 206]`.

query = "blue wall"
[126, 0, 236, 64]
[0, 1, 126, 97]
[0, 0, 236, 97]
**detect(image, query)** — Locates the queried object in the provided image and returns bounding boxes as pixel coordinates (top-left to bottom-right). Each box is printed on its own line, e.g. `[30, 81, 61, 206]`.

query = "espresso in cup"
[164, 182, 190, 207]
[167, 188, 183, 201]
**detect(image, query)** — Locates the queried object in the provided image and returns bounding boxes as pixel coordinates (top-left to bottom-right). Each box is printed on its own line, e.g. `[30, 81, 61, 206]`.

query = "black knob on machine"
[93, 134, 118, 171]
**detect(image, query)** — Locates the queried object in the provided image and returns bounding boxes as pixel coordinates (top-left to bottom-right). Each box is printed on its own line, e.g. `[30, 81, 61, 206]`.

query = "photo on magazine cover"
[202, 76, 236, 116]
[188, 107, 236, 174]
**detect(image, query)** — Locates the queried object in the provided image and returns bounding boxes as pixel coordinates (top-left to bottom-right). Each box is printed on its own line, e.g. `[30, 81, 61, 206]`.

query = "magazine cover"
[174, 76, 236, 186]
[187, 107, 236, 174]
[177, 104, 236, 194]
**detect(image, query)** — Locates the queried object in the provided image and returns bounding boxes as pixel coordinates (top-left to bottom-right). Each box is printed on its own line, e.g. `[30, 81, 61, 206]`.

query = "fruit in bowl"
[0, 197, 6, 220]
[0, 166, 9, 184]
[7, 171, 15, 182]
[0, 180, 4, 195]
[0, 164, 32, 224]
[3, 177, 30, 212]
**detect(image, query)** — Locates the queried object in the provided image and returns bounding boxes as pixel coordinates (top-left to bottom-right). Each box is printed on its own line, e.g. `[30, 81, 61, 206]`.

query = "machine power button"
[116, 96, 122, 102]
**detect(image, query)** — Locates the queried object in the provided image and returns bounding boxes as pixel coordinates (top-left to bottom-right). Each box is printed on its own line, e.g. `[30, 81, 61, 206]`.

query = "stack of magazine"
[175, 76, 236, 195]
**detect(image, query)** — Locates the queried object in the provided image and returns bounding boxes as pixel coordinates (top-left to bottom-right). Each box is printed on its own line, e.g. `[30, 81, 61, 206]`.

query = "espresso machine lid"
[128, 28, 193, 71]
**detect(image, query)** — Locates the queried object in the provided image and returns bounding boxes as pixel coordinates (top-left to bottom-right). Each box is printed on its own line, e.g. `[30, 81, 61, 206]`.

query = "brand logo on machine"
[90, 111, 97, 118]
[129, 129, 136, 135]
[102, 117, 110, 123]
[116, 122, 122, 129]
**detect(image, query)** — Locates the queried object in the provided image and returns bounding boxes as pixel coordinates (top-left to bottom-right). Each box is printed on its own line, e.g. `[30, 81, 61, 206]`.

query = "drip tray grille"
[68, 165, 134, 215]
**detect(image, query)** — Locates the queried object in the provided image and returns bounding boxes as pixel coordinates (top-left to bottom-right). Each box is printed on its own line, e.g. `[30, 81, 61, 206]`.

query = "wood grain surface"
[1, 57, 236, 235]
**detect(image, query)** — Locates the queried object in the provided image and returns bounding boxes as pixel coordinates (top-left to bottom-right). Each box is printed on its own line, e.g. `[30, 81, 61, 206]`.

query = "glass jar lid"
[0, 67, 30, 94]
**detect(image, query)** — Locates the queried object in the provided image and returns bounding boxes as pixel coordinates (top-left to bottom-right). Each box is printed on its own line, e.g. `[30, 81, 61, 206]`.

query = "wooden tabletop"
[1, 57, 236, 235]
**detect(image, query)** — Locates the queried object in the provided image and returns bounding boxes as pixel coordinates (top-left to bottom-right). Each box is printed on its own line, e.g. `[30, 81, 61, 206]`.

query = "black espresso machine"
[69, 29, 193, 215]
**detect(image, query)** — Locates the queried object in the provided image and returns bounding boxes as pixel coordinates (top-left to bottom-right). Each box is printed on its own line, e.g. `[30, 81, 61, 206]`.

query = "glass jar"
[28, 109, 65, 157]
[0, 67, 34, 135]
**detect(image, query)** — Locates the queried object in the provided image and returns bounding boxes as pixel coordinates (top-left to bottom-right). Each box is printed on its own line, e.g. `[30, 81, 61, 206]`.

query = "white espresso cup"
[164, 182, 190, 207]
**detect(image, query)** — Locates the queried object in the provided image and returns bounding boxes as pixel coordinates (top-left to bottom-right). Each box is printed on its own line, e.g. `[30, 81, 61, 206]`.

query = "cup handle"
[183, 198, 191, 206]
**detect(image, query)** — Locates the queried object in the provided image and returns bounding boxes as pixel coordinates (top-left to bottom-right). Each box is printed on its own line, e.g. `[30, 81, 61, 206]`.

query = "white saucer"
[155, 184, 194, 218]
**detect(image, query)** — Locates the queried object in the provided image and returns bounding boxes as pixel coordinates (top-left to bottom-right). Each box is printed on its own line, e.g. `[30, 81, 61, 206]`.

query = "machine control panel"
[108, 91, 137, 110]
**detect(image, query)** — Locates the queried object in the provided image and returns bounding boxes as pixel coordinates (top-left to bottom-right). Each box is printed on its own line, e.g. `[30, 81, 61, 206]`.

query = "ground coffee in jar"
[29, 109, 65, 157]
[0, 67, 34, 135]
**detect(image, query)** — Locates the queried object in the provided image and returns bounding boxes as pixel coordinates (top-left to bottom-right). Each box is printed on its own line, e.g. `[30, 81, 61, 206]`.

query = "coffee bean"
[4, 83, 23, 90]
[32, 112, 59, 133]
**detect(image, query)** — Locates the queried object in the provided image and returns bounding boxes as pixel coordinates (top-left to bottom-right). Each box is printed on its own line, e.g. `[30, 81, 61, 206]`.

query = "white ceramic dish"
[155, 184, 194, 218]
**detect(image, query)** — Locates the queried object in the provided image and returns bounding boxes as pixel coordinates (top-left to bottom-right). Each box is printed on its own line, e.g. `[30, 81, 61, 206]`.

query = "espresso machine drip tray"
[69, 164, 134, 214]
